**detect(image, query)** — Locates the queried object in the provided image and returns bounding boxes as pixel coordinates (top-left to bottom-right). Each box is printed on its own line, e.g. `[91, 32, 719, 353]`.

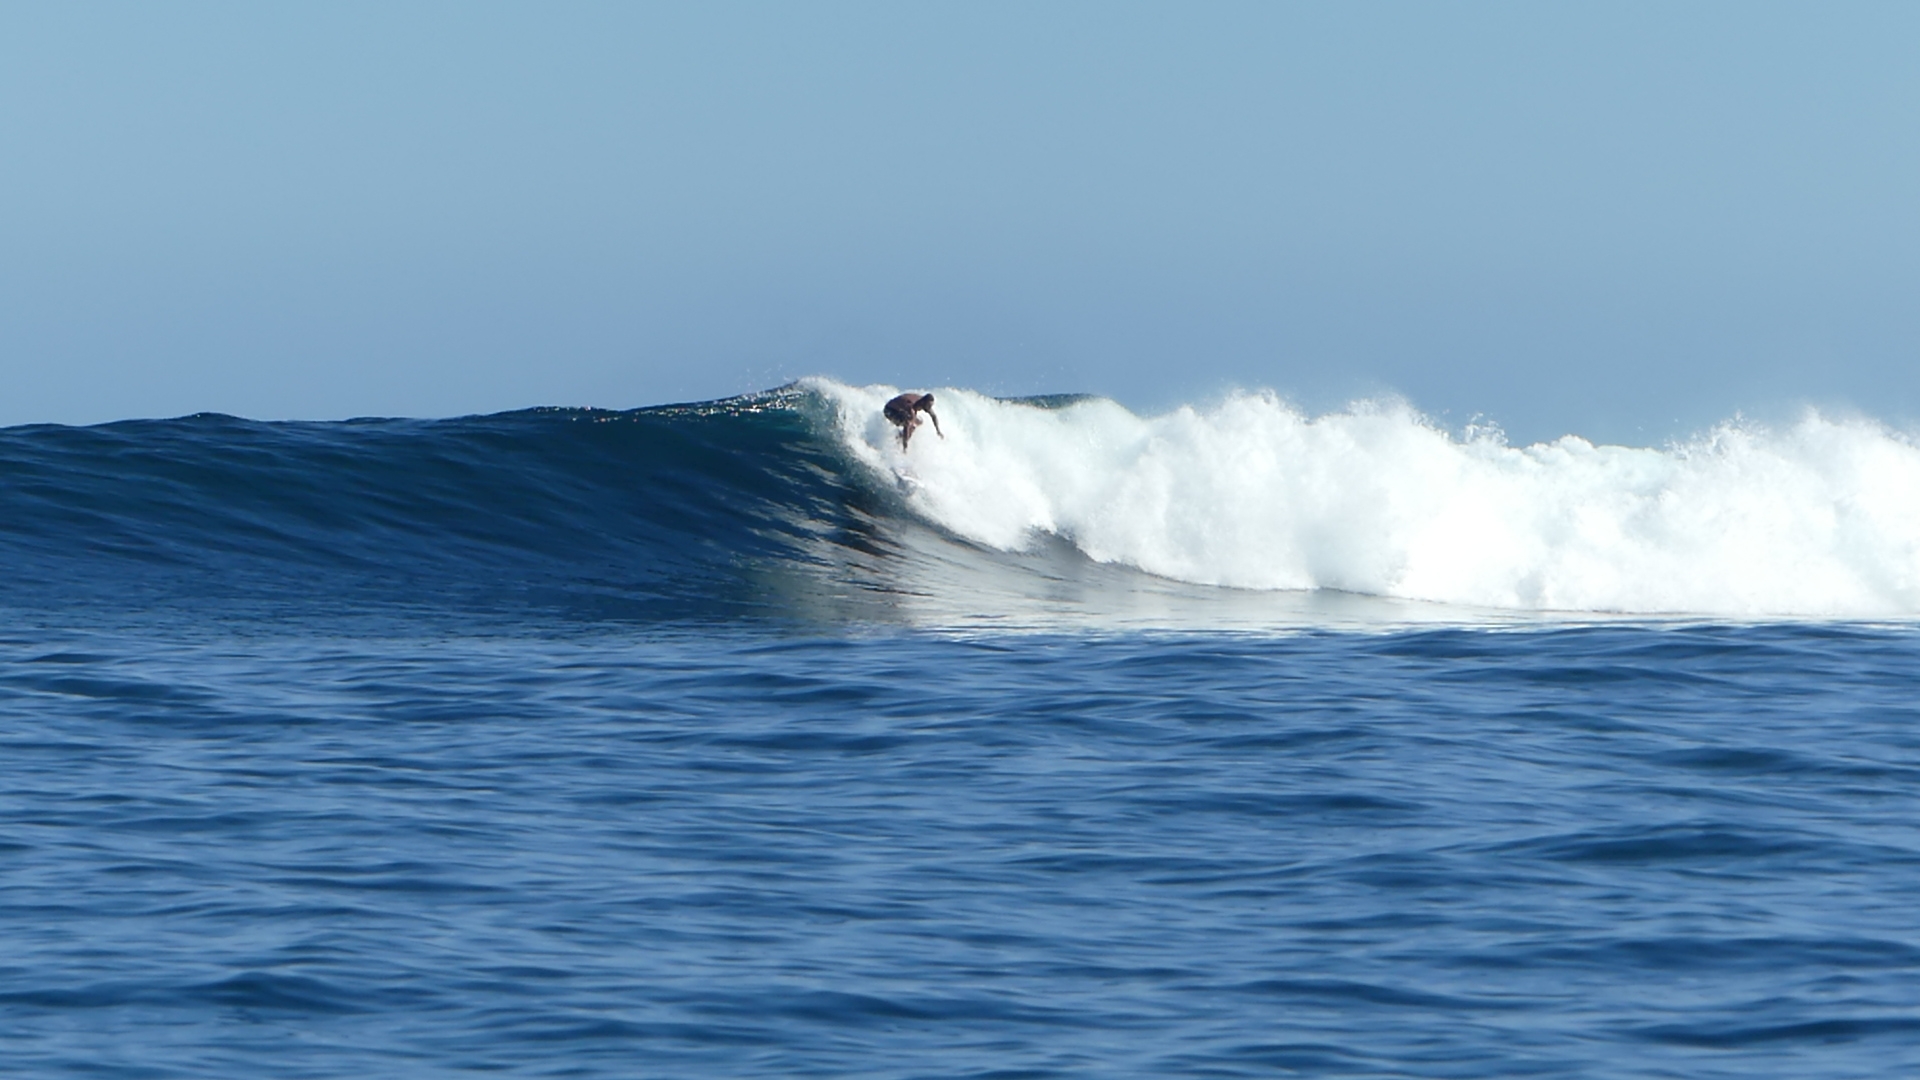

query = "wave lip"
[815, 379, 1920, 618]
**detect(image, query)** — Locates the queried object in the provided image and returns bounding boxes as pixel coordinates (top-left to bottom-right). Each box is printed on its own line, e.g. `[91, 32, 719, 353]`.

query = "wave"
[0, 393, 861, 625]
[2, 379, 1916, 627]
[815, 379, 1920, 619]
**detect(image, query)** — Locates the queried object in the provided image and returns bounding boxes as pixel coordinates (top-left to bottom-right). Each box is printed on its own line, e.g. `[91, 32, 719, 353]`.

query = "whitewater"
[818, 378, 1920, 618]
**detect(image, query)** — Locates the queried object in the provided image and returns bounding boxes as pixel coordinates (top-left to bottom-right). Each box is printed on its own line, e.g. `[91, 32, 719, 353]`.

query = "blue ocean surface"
[4, 383, 1920, 1078]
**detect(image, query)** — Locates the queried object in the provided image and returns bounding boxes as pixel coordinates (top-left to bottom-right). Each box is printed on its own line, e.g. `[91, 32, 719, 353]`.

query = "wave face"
[0, 392, 869, 625]
[3, 379, 1918, 626]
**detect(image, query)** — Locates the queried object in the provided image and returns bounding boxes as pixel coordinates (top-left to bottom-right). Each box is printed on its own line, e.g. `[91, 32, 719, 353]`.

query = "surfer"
[884, 392, 943, 450]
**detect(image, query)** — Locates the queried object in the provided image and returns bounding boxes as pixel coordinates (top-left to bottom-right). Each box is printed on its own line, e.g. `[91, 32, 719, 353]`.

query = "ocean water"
[4, 380, 1920, 1078]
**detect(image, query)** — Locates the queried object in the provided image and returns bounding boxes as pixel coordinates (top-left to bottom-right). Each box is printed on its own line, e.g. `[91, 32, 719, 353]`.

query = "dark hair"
[919, 394, 935, 408]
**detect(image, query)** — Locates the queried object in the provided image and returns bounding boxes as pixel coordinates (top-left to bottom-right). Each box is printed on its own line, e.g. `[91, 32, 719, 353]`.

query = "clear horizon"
[4, 1, 1917, 446]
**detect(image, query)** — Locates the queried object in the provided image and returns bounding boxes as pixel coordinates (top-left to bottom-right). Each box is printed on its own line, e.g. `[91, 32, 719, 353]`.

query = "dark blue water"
[5, 393, 1920, 1077]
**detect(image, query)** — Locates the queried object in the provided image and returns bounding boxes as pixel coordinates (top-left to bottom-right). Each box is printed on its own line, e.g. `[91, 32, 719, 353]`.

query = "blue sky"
[3, 1, 1916, 443]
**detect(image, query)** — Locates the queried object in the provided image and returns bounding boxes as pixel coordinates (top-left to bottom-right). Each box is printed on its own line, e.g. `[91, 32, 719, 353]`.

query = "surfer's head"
[918, 394, 943, 439]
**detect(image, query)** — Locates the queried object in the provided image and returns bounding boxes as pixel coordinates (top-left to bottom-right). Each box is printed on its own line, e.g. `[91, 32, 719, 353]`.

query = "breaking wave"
[815, 379, 1920, 618]
[2, 377, 1916, 627]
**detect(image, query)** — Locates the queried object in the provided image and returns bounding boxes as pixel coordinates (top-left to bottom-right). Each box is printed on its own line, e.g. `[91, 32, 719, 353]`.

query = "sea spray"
[816, 379, 1920, 616]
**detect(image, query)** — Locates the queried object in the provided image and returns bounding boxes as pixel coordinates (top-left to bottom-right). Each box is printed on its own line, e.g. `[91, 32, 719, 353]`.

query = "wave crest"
[816, 379, 1920, 616]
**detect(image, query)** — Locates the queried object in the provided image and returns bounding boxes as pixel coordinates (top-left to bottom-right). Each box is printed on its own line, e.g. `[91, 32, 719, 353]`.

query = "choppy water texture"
[4, 384, 1920, 1077]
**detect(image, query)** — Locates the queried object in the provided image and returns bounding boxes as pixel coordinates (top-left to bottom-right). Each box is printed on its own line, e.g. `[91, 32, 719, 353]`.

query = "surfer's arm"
[926, 408, 943, 438]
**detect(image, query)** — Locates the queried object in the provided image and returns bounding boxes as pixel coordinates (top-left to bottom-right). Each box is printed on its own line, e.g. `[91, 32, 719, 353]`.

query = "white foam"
[811, 379, 1920, 617]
